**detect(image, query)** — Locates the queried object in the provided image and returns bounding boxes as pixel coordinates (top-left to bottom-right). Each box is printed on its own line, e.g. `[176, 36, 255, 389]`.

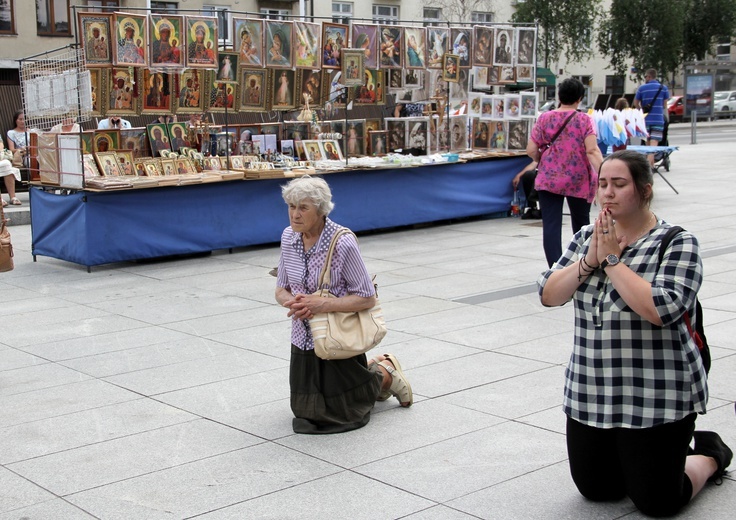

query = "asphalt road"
[667, 121, 736, 145]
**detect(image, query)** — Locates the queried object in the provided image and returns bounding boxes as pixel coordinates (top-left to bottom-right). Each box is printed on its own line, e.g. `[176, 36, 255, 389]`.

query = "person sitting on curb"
[512, 160, 541, 219]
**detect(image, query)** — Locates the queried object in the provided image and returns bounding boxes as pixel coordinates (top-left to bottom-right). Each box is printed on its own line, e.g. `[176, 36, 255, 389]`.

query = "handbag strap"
[548, 111, 576, 147]
[315, 228, 352, 295]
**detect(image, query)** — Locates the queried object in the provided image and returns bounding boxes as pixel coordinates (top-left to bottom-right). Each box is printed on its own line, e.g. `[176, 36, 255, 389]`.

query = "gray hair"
[281, 175, 335, 216]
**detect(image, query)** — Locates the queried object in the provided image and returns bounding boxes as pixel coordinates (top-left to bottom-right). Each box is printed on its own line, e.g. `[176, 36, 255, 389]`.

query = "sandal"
[378, 354, 413, 407]
[9, 197, 21, 206]
[1, 199, 6, 208]
[375, 353, 401, 401]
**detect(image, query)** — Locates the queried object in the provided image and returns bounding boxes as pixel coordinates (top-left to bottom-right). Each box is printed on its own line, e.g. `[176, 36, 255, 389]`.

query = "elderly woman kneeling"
[275, 176, 412, 434]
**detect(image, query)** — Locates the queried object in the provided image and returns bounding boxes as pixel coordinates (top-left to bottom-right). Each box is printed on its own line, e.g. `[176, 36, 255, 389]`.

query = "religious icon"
[450, 28, 471, 68]
[426, 28, 449, 70]
[106, 68, 136, 114]
[351, 24, 378, 70]
[141, 70, 172, 113]
[379, 25, 403, 69]
[473, 26, 494, 67]
[78, 12, 113, 67]
[404, 27, 426, 70]
[176, 69, 207, 113]
[113, 13, 146, 66]
[233, 18, 264, 67]
[322, 22, 348, 70]
[150, 15, 185, 67]
[239, 69, 267, 111]
[209, 81, 236, 111]
[294, 21, 321, 69]
[147, 124, 172, 156]
[216, 52, 238, 83]
[265, 21, 293, 69]
[186, 16, 218, 68]
[271, 69, 296, 110]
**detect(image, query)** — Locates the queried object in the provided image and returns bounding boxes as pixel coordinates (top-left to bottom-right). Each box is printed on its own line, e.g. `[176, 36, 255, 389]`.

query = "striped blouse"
[277, 218, 375, 350]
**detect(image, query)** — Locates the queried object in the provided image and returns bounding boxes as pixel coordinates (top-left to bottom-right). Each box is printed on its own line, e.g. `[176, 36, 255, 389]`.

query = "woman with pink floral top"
[527, 78, 603, 267]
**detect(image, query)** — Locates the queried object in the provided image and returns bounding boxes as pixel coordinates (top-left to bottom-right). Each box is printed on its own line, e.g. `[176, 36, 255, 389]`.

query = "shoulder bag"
[309, 228, 387, 360]
[0, 202, 14, 272]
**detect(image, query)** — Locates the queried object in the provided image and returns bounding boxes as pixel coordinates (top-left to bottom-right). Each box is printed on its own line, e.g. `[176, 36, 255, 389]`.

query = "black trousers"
[566, 414, 695, 517]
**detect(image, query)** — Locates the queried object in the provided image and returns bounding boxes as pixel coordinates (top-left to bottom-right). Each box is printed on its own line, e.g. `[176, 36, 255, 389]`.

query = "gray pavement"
[1, 138, 735, 519]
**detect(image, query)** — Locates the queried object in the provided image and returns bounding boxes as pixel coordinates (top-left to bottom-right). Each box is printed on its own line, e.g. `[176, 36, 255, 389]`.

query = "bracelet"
[577, 259, 592, 282]
[581, 256, 598, 271]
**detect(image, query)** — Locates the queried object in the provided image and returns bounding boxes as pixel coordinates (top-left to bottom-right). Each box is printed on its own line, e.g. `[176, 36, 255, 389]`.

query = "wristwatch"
[600, 253, 620, 270]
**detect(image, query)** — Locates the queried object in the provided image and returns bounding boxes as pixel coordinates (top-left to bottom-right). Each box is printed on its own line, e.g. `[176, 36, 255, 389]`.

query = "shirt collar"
[289, 217, 340, 255]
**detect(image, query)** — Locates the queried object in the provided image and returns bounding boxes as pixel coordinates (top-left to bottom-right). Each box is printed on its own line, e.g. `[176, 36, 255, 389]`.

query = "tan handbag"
[310, 229, 387, 360]
[0, 204, 14, 272]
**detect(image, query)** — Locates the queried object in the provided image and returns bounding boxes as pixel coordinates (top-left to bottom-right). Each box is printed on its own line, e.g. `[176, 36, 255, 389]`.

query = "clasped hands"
[584, 208, 625, 268]
[283, 293, 327, 321]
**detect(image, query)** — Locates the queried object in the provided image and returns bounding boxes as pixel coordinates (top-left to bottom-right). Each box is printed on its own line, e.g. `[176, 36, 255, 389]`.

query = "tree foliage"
[512, 0, 603, 68]
[682, 0, 736, 61]
[598, 0, 686, 78]
[599, 0, 736, 79]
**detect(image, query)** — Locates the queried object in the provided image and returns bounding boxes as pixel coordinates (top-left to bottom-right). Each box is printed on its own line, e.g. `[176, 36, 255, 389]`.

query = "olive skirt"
[290, 344, 383, 434]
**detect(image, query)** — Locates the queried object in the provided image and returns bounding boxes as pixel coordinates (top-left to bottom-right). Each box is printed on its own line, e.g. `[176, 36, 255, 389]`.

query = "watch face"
[606, 253, 620, 265]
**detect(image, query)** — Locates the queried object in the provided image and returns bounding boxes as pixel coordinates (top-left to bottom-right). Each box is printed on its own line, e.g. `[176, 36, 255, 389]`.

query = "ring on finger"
[602, 230, 610, 234]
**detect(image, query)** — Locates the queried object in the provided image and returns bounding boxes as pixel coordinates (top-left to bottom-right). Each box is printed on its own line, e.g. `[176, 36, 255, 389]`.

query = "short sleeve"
[651, 231, 702, 326]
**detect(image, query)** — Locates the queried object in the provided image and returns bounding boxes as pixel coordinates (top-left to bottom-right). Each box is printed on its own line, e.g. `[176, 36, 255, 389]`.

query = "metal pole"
[690, 111, 697, 145]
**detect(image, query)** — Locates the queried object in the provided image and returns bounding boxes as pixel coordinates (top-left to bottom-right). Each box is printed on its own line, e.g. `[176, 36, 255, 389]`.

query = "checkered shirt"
[277, 218, 375, 350]
[538, 221, 708, 429]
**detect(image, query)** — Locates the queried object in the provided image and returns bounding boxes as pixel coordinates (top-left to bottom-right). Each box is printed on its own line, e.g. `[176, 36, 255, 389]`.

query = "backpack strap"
[656, 225, 710, 372]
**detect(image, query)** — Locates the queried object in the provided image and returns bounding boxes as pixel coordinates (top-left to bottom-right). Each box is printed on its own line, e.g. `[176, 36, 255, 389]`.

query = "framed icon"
[403, 27, 426, 70]
[264, 20, 293, 69]
[141, 70, 172, 114]
[78, 12, 113, 67]
[113, 13, 147, 66]
[442, 53, 460, 82]
[294, 21, 321, 69]
[473, 26, 493, 67]
[450, 27, 471, 68]
[271, 69, 297, 110]
[297, 69, 322, 106]
[216, 52, 238, 83]
[322, 22, 348, 69]
[147, 123, 172, 156]
[341, 49, 365, 87]
[426, 27, 449, 69]
[351, 24, 378, 69]
[233, 18, 264, 67]
[149, 15, 185, 67]
[175, 69, 208, 114]
[209, 81, 237, 112]
[105, 67, 137, 115]
[239, 68, 268, 111]
[379, 25, 403, 69]
[186, 16, 218, 68]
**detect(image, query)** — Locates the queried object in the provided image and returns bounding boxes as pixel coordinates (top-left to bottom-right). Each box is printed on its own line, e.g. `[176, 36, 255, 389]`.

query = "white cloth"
[0, 159, 21, 182]
[97, 118, 132, 129]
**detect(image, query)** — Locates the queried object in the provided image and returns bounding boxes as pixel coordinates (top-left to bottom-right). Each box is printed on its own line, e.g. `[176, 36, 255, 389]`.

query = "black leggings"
[566, 414, 695, 517]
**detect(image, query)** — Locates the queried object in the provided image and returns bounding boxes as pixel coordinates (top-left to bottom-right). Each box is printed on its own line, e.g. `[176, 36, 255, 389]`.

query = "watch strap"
[600, 258, 609, 270]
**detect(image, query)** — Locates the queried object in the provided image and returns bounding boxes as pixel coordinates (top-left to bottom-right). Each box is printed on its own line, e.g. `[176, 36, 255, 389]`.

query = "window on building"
[373, 4, 399, 24]
[332, 2, 353, 24]
[716, 42, 731, 61]
[36, 0, 71, 36]
[605, 75, 625, 96]
[573, 75, 592, 107]
[151, 1, 178, 12]
[86, 0, 119, 12]
[0, 0, 15, 35]
[202, 5, 231, 47]
[423, 7, 441, 27]
[471, 11, 494, 23]
[260, 8, 290, 20]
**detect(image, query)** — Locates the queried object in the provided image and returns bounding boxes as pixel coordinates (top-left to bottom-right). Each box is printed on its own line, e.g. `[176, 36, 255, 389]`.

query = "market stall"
[30, 155, 529, 268]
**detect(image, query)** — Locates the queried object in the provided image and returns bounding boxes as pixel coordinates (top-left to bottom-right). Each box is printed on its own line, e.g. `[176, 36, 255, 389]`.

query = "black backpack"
[658, 226, 711, 374]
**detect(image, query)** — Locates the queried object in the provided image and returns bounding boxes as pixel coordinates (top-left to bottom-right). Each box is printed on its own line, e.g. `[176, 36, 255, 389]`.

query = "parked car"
[668, 96, 684, 122]
[714, 90, 736, 116]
